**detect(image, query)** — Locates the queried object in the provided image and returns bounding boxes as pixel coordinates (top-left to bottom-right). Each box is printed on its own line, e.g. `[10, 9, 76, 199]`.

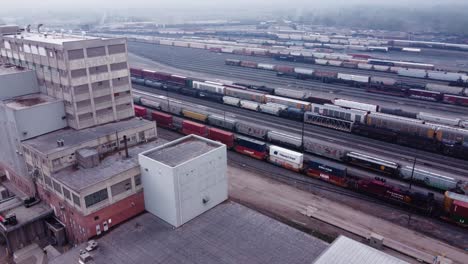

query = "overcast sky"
[4, 0, 468, 9]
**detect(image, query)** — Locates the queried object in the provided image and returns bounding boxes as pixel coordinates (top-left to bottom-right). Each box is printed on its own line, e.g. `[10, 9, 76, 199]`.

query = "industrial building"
[139, 134, 228, 227]
[0, 25, 134, 130]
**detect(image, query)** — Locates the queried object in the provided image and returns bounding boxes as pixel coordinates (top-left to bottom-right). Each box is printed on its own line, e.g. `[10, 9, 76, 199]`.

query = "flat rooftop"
[143, 135, 222, 167]
[3, 32, 102, 45]
[49, 202, 328, 264]
[313, 236, 409, 264]
[4, 93, 61, 110]
[0, 64, 31, 76]
[23, 118, 154, 155]
[53, 139, 168, 192]
[0, 201, 53, 233]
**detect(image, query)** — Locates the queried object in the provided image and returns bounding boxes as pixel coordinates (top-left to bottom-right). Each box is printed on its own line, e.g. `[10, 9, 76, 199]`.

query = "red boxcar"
[152, 111, 173, 129]
[443, 94, 468, 106]
[130, 68, 143, 77]
[275, 65, 295, 73]
[134, 105, 147, 117]
[350, 54, 372, 59]
[234, 136, 267, 160]
[142, 69, 156, 80]
[153, 72, 171, 81]
[408, 89, 442, 101]
[208, 128, 234, 148]
[182, 120, 208, 137]
[169, 74, 187, 86]
[314, 70, 338, 78]
[240, 61, 258, 68]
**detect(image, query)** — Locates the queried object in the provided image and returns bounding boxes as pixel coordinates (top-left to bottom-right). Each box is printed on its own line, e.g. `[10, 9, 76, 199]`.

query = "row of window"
[67, 44, 126, 60]
[70, 62, 128, 78]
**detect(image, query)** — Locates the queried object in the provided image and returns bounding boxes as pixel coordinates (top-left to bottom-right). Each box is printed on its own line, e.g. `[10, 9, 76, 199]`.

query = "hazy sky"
[5, 0, 468, 9]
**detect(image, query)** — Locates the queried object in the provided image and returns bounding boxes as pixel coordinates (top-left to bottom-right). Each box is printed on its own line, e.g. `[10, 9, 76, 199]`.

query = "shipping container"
[442, 95, 468, 106]
[333, 99, 378, 112]
[268, 145, 304, 171]
[240, 60, 258, 68]
[267, 131, 302, 149]
[425, 83, 464, 95]
[134, 105, 147, 117]
[221, 95, 241, 106]
[234, 136, 267, 160]
[305, 157, 347, 187]
[181, 120, 208, 137]
[444, 192, 468, 225]
[274, 88, 307, 99]
[275, 65, 295, 73]
[240, 100, 260, 111]
[314, 70, 338, 78]
[152, 111, 173, 128]
[169, 74, 187, 86]
[207, 114, 236, 130]
[181, 109, 208, 122]
[265, 95, 311, 110]
[225, 88, 266, 103]
[208, 128, 234, 148]
[235, 121, 269, 139]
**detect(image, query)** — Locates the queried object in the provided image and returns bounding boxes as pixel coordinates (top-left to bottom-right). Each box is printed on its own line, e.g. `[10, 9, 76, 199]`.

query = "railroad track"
[128, 42, 468, 116]
[133, 86, 468, 178]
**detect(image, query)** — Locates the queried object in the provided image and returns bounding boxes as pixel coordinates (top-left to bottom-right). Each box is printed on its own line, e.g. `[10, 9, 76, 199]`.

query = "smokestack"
[123, 135, 129, 158]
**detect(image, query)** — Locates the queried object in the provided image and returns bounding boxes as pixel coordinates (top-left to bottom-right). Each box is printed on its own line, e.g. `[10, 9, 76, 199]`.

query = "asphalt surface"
[133, 86, 468, 182]
[127, 42, 468, 116]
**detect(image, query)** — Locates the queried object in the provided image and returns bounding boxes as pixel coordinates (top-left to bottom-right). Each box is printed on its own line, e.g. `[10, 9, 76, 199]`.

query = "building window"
[63, 188, 71, 200]
[68, 49, 84, 60]
[84, 188, 108, 208]
[53, 181, 62, 194]
[73, 194, 81, 206]
[111, 178, 132, 197]
[108, 44, 125, 54]
[86, 46, 106, 57]
[134, 175, 141, 186]
[44, 175, 52, 187]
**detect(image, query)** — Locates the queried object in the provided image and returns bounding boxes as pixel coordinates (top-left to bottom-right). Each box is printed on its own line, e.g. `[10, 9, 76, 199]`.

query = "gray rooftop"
[23, 118, 153, 155]
[0, 65, 31, 76]
[313, 236, 409, 264]
[143, 135, 222, 167]
[3, 32, 101, 45]
[49, 202, 328, 264]
[0, 201, 53, 233]
[53, 139, 168, 192]
[4, 93, 61, 110]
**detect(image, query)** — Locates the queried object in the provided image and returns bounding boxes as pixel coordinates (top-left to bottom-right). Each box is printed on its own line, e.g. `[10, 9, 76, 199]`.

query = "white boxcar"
[358, 63, 373, 70]
[259, 104, 282, 116]
[257, 63, 276, 70]
[240, 100, 260, 111]
[417, 112, 461, 126]
[337, 73, 370, 83]
[140, 97, 162, 110]
[303, 137, 348, 161]
[310, 104, 368, 122]
[294, 67, 314, 75]
[221, 47, 234, 53]
[373, 65, 390, 72]
[348, 45, 368, 51]
[173, 41, 189, 47]
[267, 131, 303, 149]
[315, 59, 328, 65]
[268, 145, 304, 170]
[399, 166, 458, 191]
[223, 96, 240, 107]
[265, 95, 311, 110]
[159, 39, 173, 46]
[402, 47, 421, 52]
[235, 121, 268, 139]
[290, 51, 302, 56]
[192, 81, 225, 94]
[189, 42, 206, 49]
[427, 71, 463, 82]
[398, 68, 427, 78]
[425, 83, 464, 95]
[328, 60, 343, 66]
[333, 99, 378, 112]
[389, 66, 402, 73]
[274, 88, 307, 99]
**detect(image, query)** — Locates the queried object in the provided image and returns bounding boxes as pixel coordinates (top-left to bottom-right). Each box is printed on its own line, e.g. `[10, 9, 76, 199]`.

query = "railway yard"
[98, 28, 468, 261]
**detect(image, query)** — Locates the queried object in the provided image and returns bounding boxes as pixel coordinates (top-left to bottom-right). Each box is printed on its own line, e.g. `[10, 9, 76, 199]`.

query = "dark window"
[86, 46, 106, 57]
[53, 181, 62, 194]
[84, 188, 108, 208]
[112, 76, 129, 86]
[111, 178, 132, 196]
[88, 65, 108, 75]
[73, 194, 81, 206]
[108, 44, 126, 54]
[63, 188, 71, 200]
[94, 216, 99, 221]
[44, 175, 52, 186]
[71, 68, 87, 78]
[110, 62, 127, 71]
[68, 49, 84, 60]
[135, 175, 141, 186]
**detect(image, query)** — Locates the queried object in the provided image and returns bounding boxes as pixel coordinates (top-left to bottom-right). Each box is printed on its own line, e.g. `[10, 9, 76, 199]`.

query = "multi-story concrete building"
[0, 27, 134, 129]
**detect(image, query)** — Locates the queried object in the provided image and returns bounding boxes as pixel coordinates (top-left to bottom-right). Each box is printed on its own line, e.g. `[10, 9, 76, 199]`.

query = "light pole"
[408, 157, 417, 225]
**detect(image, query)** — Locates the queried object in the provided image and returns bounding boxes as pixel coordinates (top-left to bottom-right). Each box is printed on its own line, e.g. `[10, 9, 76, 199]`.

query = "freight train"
[130, 67, 468, 161]
[133, 91, 468, 195]
[133, 99, 468, 227]
[226, 59, 468, 104]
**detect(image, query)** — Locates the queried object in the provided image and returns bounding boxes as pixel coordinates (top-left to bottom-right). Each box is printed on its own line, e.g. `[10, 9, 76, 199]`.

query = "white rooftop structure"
[313, 236, 409, 264]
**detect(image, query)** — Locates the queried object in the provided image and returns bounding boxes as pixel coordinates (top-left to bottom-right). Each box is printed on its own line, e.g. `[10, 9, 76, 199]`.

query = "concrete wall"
[0, 70, 39, 100]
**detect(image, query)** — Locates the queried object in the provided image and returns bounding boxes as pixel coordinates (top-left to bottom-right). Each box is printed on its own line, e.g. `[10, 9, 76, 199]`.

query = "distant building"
[0, 26, 134, 129]
[139, 135, 228, 227]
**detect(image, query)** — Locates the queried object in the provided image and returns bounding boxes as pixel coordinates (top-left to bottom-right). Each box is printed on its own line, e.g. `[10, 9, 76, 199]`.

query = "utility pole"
[408, 157, 417, 225]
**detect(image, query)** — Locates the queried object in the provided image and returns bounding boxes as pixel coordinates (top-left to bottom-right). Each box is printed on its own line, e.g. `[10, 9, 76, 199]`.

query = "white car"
[85, 240, 98, 252]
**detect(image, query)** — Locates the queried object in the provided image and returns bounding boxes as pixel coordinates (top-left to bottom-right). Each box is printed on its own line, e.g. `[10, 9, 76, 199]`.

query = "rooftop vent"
[56, 139, 64, 147]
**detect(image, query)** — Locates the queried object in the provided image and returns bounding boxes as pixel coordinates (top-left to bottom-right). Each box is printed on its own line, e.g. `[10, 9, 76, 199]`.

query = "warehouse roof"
[49, 202, 328, 264]
[142, 135, 222, 167]
[3, 32, 101, 45]
[53, 139, 167, 192]
[0, 64, 30, 76]
[313, 236, 409, 264]
[23, 118, 154, 155]
[4, 93, 60, 110]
